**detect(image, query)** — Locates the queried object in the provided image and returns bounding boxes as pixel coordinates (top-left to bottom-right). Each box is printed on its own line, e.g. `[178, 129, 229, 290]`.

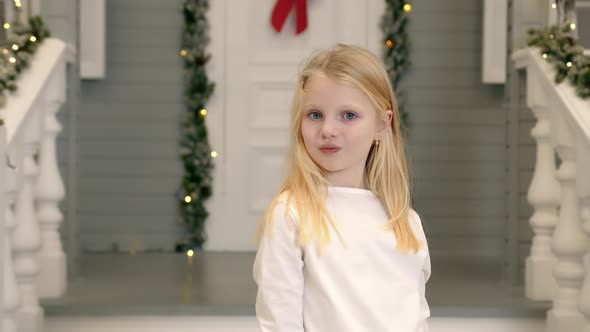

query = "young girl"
[253, 44, 431, 332]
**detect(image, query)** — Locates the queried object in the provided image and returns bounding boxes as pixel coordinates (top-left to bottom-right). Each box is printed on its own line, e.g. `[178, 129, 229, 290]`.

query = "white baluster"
[525, 72, 561, 301]
[36, 63, 67, 298]
[547, 110, 588, 332]
[13, 115, 44, 332]
[577, 134, 590, 332]
[2, 132, 20, 332]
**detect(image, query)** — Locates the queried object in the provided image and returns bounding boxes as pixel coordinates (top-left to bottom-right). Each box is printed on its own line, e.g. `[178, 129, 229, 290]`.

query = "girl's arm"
[411, 210, 431, 332]
[418, 248, 431, 332]
[253, 201, 304, 332]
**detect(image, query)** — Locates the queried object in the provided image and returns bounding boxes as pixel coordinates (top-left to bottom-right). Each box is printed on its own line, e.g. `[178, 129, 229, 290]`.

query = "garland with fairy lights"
[380, 1, 412, 130]
[527, 23, 590, 99]
[174, 0, 216, 252]
[0, 15, 50, 124]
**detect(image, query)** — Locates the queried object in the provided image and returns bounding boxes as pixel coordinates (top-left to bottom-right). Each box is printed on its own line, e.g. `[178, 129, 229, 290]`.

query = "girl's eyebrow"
[303, 104, 361, 110]
[303, 104, 321, 110]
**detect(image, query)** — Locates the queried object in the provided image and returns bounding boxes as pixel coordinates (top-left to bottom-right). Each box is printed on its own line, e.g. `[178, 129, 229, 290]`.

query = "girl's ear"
[377, 109, 393, 139]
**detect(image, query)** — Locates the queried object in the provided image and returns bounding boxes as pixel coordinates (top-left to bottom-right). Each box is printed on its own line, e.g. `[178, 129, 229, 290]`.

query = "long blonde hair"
[256, 44, 422, 254]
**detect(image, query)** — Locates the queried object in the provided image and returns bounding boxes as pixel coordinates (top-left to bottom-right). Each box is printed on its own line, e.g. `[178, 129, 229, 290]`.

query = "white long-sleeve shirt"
[253, 186, 431, 332]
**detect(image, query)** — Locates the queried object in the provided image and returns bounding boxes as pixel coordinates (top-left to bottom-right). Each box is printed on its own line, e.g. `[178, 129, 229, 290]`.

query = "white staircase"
[513, 46, 590, 332]
[0, 37, 69, 332]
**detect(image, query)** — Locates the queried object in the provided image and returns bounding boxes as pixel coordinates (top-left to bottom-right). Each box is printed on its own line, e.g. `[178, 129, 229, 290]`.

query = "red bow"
[271, 0, 308, 35]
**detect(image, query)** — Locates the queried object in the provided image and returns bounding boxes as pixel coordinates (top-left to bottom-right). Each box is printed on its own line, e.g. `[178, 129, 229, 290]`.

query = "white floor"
[46, 316, 546, 332]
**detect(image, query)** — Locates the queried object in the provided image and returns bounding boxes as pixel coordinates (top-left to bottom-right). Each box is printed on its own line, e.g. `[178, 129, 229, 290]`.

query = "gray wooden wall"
[404, 0, 506, 261]
[77, 0, 185, 253]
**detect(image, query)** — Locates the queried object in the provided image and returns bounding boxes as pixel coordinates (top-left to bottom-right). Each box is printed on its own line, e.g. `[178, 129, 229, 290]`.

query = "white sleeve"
[411, 210, 431, 332]
[253, 201, 304, 332]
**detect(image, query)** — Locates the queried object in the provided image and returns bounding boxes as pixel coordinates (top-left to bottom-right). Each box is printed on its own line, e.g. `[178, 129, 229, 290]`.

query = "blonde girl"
[253, 44, 431, 332]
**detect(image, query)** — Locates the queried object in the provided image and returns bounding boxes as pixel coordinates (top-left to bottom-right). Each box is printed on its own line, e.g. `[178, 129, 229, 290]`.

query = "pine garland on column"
[527, 23, 590, 99]
[0, 15, 50, 116]
[175, 0, 215, 252]
[380, 1, 412, 131]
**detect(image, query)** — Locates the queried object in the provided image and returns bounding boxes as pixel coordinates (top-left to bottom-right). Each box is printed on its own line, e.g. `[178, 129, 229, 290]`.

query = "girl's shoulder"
[408, 208, 428, 242]
[267, 191, 300, 230]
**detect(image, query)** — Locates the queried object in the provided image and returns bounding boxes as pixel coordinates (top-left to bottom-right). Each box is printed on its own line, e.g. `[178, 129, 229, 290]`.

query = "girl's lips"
[320, 147, 341, 154]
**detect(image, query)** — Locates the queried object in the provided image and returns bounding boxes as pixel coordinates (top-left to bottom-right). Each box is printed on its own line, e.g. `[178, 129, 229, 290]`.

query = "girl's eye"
[308, 111, 322, 120]
[343, 112, 357, 120]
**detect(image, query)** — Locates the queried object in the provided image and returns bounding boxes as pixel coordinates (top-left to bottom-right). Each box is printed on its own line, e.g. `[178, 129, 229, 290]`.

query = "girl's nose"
[320, 120, 338, 138]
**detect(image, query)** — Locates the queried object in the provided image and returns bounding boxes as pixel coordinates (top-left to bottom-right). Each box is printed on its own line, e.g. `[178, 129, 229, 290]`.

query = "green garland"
[175, 0, 215, 252]
[527, 23, 590, 98]
[380, 1, 411, 130]
[0, 16, 50, 124]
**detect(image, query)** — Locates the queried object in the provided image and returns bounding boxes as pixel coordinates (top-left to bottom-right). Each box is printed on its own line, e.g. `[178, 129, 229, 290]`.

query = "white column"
[525, 74, 560, 301]
[36, 63, 67, 298]
[1, 131, 21, 332]
[13, 114, 43, 332]
[547, 110, 588, 332]
[577, 134, 590, 332]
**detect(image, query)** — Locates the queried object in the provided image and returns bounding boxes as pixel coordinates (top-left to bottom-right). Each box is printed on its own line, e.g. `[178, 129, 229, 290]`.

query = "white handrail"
[1, 39, 67, 143]
[513, 48, 590, 141]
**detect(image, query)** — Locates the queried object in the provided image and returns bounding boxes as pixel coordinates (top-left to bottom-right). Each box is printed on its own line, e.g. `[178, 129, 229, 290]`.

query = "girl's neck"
[326, 174, 369, 190]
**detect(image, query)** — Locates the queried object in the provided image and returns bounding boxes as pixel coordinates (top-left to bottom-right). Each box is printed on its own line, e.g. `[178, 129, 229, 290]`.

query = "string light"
[15, 2, 21, 7]
[186, 249, 194, 257]
[386, 39, 393, 48]
[185, 195, 192, 203]
[9, 57, 16, 63]
[566, 61, 572, 67]
[542, 53, 548, 59]
[549, 34, 555, 39]
[403, 4, 412, 12]
[1, 49, 7, 54]
[29, 36, 36, 42]
[570, 23, 576, 30]
[210, 151, 218, 158]
[11, 44, 18, 51]
[552, 3, 557, 9]
[180, 49, 187, 57]
[200, 109, 207, 116]
[3, 23, 10, 29]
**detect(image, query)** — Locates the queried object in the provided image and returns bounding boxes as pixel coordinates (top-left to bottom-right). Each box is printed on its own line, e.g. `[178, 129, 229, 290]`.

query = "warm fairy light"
[11, 44, 18, 51]
[14, 1, 21, 8]
[210, 151, 218, 158]
[570, 23, 576, 30]
[552, 3, 557, 9]
[403, 4, 412, 12]
[2, 49, 7, 54]
[567, 62, 573, 67]
[30, 36, 36, 42]
[200, 109, 207, 116]
[185, 195, 192, 203]
[187, 249, 194, 257]
[9, 57, 16, 63]
[180, 49, 187, 57]
[542, 53, 548, 59]
[549, 34, 555, 39]
[386, 40, 393, 47]
[3, 23, 10, 29]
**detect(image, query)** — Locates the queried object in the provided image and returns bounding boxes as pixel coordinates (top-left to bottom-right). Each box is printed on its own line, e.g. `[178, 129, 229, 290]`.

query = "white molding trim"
[482, 0, 507, 84]
[79, 0, 105, 79]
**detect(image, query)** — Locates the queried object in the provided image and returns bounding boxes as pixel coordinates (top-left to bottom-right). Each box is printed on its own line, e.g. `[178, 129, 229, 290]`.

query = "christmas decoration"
[380, 1, 412, 130]
[271, 0, 308, 35]
[175, 0, 216, 252]
[527, 23, 590, 98]
[0, 13, 50, 124]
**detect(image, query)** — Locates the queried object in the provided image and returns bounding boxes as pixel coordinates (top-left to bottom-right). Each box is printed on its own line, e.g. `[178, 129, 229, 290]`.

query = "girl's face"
[301, 75, 391, 188]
